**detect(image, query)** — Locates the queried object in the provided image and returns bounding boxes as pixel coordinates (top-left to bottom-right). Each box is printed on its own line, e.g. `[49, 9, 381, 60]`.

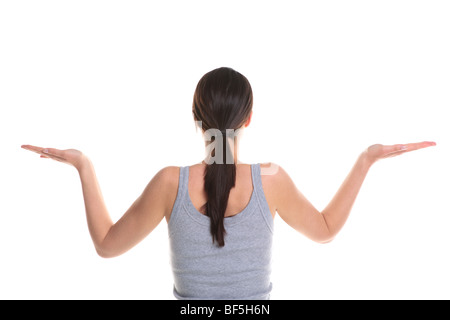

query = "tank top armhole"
[251, 163, 274, 234]
[167, 166, 188, 233]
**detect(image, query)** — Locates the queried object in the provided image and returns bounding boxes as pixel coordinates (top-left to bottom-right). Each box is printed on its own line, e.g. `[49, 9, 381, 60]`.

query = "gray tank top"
[168, 163, 274, 300]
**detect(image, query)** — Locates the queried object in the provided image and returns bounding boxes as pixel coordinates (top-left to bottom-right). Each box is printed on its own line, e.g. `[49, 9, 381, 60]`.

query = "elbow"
[313, 227, 336, 244]
[316, 213, 336, 244]
[316, 236, 335, 244]
[302, 224, 336, 244]
[95, 247, 113, 259]
[95, 244, 119, 259]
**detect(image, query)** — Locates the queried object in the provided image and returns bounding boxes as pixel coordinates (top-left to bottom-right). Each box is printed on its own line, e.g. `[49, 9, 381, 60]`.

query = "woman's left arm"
[272, 141, 436, 243]
[21, 145, 178, 258]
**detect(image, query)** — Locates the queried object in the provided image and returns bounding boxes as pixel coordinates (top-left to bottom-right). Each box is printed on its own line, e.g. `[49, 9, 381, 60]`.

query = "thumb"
[382, 144, 408, 157]
[41, 148, 67, 161]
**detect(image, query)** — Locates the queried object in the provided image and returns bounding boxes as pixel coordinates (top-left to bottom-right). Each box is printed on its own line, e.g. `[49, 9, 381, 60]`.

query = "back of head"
[192, 67, 253, 246]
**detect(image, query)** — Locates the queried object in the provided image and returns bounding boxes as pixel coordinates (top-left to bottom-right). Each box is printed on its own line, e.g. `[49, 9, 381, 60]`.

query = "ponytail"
[202, 132, 236, 247]
[192, 67, 253, 247]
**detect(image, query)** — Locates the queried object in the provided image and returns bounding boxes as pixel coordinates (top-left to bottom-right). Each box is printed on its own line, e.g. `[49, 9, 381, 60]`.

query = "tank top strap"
[179, 166, 189, 193]
[167, 166, 189, 232]
[251, 163, 274, 233]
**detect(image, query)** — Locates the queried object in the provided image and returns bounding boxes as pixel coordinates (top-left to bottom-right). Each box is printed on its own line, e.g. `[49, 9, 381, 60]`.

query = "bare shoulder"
[259, 162, 290, 184]
[260, 162, 295, 191]
[141, 166, 180, 219]
[153, 166, 180, 186]
[259, 162, 291, 217]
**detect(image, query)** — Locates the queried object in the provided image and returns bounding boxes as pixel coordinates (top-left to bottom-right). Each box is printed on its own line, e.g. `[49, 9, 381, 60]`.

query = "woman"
[22, 67, 435, 300]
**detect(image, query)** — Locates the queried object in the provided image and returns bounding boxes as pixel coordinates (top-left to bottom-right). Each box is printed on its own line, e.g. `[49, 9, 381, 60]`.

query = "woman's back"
[168, 163, 274, 299]
[187, 163, 256, 218]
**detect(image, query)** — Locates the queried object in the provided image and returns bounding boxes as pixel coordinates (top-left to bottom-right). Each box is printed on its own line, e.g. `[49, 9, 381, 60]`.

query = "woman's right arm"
[270, 142, 435, 243]
[22, 145, 178, 258]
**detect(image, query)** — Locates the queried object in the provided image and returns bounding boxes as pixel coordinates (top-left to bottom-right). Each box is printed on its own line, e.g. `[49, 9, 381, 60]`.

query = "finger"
[21, 144, 45, 155]
[22, 145, 67, 161]
[402, 141, 436, 153]
[382, 144, 408, 157]
[41, 148, 67, 161]
[383, 141, 436, 158]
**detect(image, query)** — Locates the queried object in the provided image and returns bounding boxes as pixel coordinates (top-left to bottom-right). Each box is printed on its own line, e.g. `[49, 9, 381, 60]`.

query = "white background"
[1, 1, 449, 299]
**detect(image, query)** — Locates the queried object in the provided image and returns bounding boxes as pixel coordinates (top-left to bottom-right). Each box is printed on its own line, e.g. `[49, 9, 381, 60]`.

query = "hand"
[365, 141, 436, 165]
[21, 145, 87, 171]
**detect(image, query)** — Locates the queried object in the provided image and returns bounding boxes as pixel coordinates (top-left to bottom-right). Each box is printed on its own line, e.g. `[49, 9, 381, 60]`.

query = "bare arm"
[273, 142, 436, 243]
[77, 156, 114, 255]
[21, 145, 178, 258]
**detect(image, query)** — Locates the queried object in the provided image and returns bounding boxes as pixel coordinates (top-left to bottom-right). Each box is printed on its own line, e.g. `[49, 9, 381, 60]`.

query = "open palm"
[366, 141, 436, 164]
[21, 145, 86, 170]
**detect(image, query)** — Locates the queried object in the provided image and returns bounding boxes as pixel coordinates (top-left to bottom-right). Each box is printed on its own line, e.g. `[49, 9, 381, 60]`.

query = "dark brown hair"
[192, 67, 253, 246]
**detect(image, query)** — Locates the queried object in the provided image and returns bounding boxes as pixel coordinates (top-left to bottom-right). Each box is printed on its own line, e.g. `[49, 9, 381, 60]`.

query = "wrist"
[75, 154, 91, 173]
[359, 150, 374, 172]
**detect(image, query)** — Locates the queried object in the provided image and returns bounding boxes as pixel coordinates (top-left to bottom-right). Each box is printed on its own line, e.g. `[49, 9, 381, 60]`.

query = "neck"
[203, 135, 240, 165]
